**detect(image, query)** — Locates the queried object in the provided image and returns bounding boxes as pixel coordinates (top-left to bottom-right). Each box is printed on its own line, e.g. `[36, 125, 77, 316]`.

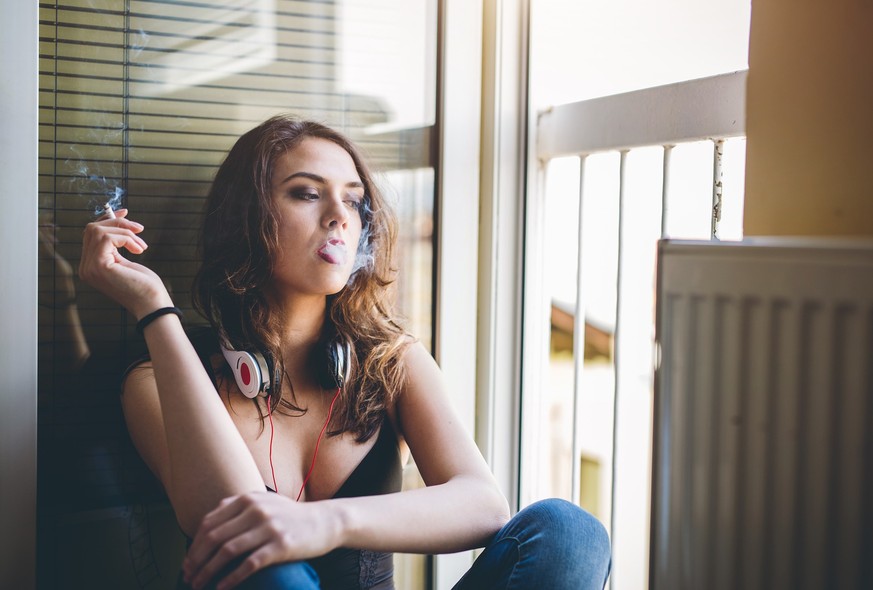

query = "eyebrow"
[278, 171, 364, 189]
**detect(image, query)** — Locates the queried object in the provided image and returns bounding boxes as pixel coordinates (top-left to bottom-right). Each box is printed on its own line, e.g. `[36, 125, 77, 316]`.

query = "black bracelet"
[136, 306, 183, 335]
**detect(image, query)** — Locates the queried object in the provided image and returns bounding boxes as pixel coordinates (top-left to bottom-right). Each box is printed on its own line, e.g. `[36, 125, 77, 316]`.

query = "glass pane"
[530, 0, 752, 107]
[662, 138, 747, 240]
[383, 168, 435, 350]
[577, 152, 621, 527]
[663, 141, 716, 239]
[613, 147, 663, 589]
[538, 153, 622, 528]
[539, 156, 581, 503]
[718, 138, 746, 241]
[37, 1, 436, 587]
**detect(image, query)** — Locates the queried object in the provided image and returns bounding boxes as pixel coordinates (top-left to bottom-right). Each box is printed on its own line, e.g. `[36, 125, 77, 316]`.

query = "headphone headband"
[221, 337, 351, 398]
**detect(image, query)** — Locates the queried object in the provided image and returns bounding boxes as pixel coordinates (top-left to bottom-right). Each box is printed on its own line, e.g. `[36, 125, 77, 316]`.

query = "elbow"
[173, 498, 205, 539]
[177, 513, 201, 540]
[167, 487, 214, 539]
[468, 477, 511, 540]
[488, 487, 511, 531]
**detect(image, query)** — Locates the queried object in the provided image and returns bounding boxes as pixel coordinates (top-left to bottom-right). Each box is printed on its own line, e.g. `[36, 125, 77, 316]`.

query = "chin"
[324, 274, 353, 295]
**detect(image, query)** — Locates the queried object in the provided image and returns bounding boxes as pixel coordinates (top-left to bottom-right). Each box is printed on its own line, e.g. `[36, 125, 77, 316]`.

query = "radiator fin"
[652, 240, 873, 590]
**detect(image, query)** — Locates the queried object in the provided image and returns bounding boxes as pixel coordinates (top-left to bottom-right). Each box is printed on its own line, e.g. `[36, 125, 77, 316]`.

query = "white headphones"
[220, 338, 351, 399]
[220, 346, 272, 398]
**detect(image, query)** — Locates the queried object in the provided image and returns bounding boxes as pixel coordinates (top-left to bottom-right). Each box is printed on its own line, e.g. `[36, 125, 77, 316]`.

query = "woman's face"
[269, 137, 365, 298]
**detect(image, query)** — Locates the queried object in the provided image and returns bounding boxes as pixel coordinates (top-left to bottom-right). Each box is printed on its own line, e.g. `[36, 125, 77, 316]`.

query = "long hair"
[192, 115, 409, 442]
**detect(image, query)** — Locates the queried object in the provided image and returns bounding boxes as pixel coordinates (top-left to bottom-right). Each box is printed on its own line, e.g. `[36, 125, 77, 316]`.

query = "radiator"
[651, 238, 873, 590]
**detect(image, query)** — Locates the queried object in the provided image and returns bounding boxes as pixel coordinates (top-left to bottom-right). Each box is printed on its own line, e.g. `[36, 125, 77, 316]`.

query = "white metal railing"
[537, 70, 747, 240]
[525, 70, 747, 590]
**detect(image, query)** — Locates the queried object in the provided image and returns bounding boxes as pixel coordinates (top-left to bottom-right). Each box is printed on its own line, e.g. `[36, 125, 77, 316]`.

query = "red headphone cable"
[266, 399, 279, 494]
[263, 386, 343, 501]
[296, 386, 342, 502]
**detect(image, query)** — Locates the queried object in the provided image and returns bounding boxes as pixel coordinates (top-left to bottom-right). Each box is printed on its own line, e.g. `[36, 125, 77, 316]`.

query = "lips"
[317, 238, 347, 265]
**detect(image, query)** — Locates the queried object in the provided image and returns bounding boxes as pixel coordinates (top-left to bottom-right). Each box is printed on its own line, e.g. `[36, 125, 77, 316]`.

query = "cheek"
[276, 215, 307, 247]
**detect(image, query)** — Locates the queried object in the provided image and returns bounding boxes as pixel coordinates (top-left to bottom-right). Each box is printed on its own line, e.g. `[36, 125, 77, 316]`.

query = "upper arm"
[121, 363, 173, 496]
[395, 342, 495, 487]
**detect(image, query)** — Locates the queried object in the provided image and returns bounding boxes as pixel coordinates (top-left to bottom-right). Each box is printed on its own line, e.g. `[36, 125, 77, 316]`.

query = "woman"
[79, 116, 611, 590]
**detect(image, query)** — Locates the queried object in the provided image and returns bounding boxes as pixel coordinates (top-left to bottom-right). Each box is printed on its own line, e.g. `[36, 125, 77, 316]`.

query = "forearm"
[142, 313, 264, 534]
[79, 213, 263, 534]
[332, 474, 510, 554]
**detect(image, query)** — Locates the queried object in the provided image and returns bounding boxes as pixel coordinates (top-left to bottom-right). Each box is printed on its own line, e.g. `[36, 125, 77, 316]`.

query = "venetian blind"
[37, 1, 436, 586]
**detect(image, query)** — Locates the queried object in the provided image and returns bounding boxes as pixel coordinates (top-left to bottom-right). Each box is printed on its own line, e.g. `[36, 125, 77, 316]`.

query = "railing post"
[711, 139, 725, 240]
[661, 144, 674, 239]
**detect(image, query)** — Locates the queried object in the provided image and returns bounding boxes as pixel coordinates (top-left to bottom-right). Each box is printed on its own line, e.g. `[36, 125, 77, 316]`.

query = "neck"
[272, 292, 330, 378]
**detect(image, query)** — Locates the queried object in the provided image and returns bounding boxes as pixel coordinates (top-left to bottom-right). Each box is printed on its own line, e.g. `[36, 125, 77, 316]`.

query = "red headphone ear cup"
[221, 346, 269, 398]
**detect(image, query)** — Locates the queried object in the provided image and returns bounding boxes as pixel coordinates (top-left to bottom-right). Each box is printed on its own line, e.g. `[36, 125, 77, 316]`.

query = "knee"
[515, 499, 611, 560]
[494, 499, 611, 589]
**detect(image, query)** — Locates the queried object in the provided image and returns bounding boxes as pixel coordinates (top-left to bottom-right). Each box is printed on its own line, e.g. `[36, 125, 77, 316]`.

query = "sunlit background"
[529, 1, 750, 588]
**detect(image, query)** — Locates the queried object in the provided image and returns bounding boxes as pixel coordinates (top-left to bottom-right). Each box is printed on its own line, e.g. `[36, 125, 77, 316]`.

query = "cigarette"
[103, 203, 117, 219]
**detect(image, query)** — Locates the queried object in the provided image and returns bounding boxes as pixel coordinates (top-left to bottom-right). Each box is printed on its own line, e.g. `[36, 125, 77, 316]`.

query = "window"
[37, 1, 437, 586]
[526, 2, 751, 589]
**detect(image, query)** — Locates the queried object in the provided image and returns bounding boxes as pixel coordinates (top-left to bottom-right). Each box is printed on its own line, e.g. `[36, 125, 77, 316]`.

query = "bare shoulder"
[392, 338, 494, 487]
[399, 339, 442, 384]
[393, 340, 453, 432]
[392, 339, 448, 412]
[122, 359, 156, 396]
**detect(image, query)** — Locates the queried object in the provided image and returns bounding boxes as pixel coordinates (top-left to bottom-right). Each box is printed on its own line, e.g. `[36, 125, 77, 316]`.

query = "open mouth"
[317, 239, 346, 265]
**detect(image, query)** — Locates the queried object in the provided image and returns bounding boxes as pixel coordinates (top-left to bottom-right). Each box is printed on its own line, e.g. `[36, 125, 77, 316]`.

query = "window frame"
[0, 2, 39, 586]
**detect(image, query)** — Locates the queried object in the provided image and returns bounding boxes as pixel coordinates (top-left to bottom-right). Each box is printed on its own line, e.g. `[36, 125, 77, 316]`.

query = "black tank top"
[265, 420, 402, 590]
[126, 328, 403, 589]
[306, 420, 402, 590]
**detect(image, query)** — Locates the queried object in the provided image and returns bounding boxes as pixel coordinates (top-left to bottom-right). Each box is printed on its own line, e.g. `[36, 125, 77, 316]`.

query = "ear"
[220, 344, 271, 398]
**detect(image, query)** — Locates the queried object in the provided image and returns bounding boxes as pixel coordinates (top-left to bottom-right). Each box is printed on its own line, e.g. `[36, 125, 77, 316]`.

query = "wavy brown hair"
[192, 115, 409, 442]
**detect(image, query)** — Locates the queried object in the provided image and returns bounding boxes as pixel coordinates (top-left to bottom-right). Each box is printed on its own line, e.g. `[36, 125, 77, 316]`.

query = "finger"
[189, 528, 271, 590]
[118, 217, 145, 234]
[184, 497, 250, 576]
[111, 212, 146, 236]
[213, 542, 284, 590]
[79, 231, 148, 283]
[98, 226, 149, 254]
[83, 221, 147, 252]
[96, 207, 144, 231]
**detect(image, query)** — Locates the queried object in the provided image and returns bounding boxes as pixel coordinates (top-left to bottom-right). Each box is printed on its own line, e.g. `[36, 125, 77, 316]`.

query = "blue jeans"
[207, 499, 612, 590]
[452, 499, 611, 590]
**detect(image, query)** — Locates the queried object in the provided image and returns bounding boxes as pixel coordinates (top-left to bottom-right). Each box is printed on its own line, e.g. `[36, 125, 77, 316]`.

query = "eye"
[291, 188, 319, 201]
[344, 194, 363, 211]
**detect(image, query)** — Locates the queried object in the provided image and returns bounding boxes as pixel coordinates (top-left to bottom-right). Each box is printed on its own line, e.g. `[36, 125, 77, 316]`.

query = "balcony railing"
[523, 69, 747, 590]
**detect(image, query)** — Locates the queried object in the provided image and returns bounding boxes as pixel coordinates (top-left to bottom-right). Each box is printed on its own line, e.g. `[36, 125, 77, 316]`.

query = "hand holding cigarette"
[81, 205, 174, 320]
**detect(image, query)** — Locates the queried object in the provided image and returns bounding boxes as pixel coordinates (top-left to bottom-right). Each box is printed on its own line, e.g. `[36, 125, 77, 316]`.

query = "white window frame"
[0, 2, 38, 587]
[433, 0, 530, 587]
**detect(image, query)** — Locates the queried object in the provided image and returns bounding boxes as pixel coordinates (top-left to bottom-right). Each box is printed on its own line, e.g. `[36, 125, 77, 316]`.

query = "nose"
[323, 189, 350, 229]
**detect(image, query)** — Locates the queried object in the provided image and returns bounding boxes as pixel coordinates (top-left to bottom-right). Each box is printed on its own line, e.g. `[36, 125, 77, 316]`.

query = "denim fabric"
[199, 498, 610, 590]
[452, 499, 612, 590]
[235, 561, 321, 589]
